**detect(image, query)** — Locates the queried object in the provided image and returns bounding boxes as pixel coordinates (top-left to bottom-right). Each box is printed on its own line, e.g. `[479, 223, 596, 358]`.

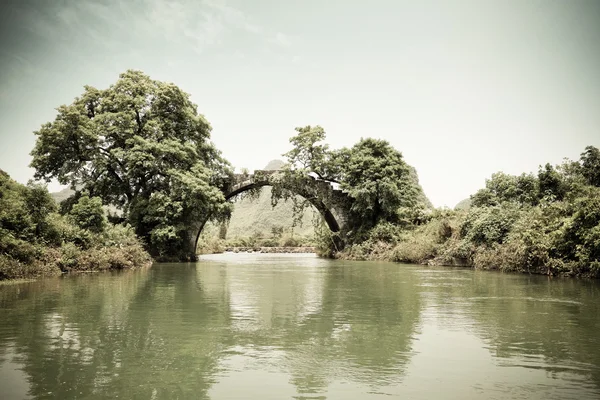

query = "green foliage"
[471, 172, 539, 207]
[222, 232, 313, 250]
[459, 205, 520, 246]
[312, 219, 337, 257]
[30, 70, 232, 260]
[337, 145, 600, 278]
[336, 138, 421, 233]
[0, 170, 150, 280]
[281, 126, 429, 248]
[538, 163, 566, 201]
[68, 195, 106, 233]
[100, 223, 145, 247]
[391, 236, 438, 264]
[580, 145, 600, 187]
[442, 147, 600, 276]
[561, 187, 600, 268]
[283, 126, 333, 178]
[389, 209, 463, 264]
[0, 172, 57, 243]
[24, 181, 58, 229]
[365, 222, 404, 244]
[43, 212, 92, 248]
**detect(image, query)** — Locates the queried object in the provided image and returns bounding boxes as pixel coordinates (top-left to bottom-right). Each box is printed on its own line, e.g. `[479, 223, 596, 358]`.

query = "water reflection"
[195, 254, 422, 398]
[410, 268, 600, 399]
[0, 255, 599, 399]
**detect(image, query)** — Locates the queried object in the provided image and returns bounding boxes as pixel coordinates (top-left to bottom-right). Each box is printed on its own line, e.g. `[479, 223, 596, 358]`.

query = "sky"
[0, 0, 599, 208]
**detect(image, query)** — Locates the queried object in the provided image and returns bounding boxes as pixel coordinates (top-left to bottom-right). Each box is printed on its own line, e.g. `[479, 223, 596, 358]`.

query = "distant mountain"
[408, 166, 433, 209]
[454, 198, 472, 211]
[50, 187, 75, 204]
[263, 159, 285, 170]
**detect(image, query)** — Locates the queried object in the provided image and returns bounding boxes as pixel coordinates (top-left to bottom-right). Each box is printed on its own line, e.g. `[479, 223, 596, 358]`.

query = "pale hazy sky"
[0, 0, 598, 207]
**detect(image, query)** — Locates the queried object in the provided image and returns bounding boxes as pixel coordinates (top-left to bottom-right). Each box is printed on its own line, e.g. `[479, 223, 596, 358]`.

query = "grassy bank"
[0, 170, 151, 281]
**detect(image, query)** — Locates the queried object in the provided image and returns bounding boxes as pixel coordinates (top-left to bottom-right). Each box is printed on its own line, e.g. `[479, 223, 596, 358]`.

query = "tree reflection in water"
[1, 256, 600, 399]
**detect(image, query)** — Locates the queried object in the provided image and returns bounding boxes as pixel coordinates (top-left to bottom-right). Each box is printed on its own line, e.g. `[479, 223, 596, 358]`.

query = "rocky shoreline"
[223, 246, 316, 254]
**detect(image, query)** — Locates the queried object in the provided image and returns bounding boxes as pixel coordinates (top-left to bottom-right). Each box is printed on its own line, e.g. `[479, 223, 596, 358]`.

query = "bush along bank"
[0, 170, 151, 281]
[333, 146, 600, 278]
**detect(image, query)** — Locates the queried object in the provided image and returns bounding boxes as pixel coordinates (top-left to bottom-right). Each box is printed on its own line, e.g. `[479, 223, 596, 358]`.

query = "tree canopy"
[281, 125, 429, 242]
[30, 70, 233, 259]
[581, 145, 600, 187]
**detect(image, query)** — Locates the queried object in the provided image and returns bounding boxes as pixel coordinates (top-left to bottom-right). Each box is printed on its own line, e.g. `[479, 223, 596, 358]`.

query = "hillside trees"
[30, 70, 233, 260]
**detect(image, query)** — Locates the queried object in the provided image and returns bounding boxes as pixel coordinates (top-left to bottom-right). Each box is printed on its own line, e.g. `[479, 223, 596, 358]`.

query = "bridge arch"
[225, 180, 341, 233]
[189, 171, 350, 258]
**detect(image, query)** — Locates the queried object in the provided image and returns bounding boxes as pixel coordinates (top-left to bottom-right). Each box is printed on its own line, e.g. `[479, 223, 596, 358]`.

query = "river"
[1, 253, 599, 399]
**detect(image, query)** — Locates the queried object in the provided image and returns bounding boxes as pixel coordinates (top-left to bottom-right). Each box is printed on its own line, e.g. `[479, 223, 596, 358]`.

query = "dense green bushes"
[0, 170, 151, 280]
[338, 146, 600, 278]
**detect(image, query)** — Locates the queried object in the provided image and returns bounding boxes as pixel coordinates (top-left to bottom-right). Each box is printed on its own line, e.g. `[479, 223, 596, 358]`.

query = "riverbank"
[335, 248, 598, 278]
[0, 243, 153, 281]
[333, 202, 600, 278]
[0, 170, 152, 281]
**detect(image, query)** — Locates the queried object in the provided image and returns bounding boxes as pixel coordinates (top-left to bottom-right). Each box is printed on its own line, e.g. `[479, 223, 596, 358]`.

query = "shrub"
[259, 238, 279, 247]
[391, 236, 438, 264]
[68, 195, 107, 233]
[366, 222, 403, 244]
[0, 254, 60, 280]
[197, 237, 226, 254]
[279, 235, 301, 247]
[460, 205, 520, 246]
[55, 242, 82, 272]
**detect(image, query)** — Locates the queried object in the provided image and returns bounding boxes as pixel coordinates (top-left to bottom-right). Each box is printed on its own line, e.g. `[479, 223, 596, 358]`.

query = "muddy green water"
[1, 253, 600, 399]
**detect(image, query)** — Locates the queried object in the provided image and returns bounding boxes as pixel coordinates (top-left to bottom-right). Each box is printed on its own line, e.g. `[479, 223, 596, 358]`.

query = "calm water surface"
[1, 253, 600, 399]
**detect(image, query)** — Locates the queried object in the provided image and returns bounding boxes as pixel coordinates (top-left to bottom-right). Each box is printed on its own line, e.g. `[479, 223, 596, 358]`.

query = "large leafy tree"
[334, 138, 422, 233]
[30, 70, 233, 259]
[282, 126, 427, 242]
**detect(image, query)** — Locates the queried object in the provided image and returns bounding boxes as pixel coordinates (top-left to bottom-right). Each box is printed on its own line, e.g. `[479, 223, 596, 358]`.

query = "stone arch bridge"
[188, 170, 352, 258]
